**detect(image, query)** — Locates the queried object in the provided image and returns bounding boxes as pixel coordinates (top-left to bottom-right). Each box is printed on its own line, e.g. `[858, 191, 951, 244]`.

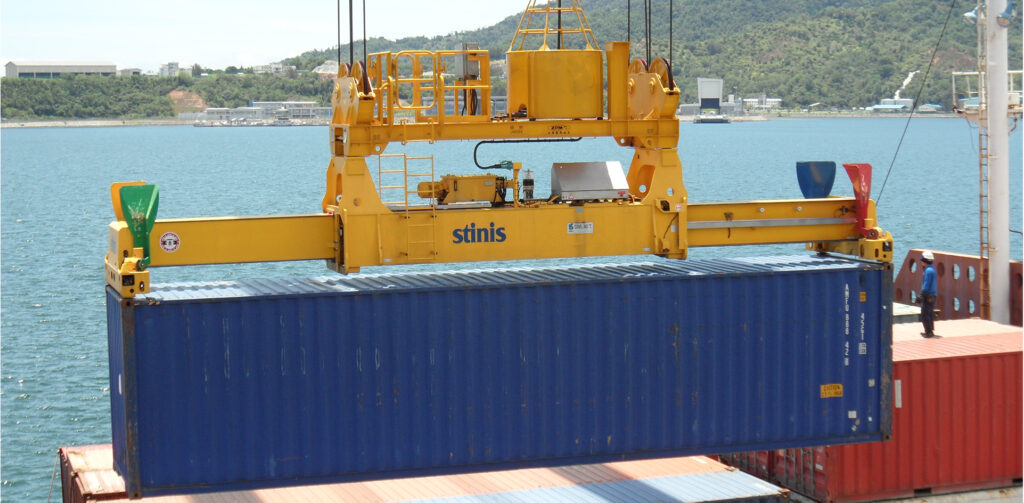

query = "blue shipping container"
[107, 254, 893, 497]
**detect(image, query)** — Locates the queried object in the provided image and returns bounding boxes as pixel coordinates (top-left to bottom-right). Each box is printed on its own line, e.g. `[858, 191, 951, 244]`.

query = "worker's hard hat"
[921, 250, 934, 262]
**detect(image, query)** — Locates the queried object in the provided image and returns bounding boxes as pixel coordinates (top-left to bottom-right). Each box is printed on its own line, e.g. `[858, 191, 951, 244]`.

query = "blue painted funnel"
[796, 161, 836, 198]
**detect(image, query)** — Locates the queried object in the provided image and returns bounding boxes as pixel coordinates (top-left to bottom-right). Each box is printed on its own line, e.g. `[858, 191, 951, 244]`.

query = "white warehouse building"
[5, 61, 116, 78]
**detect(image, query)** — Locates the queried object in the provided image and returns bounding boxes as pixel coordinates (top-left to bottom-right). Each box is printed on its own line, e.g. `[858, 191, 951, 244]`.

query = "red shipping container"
[59, 445, 126, 503]
[719, 451, 775, 479]
[769, 330, 1022, 502]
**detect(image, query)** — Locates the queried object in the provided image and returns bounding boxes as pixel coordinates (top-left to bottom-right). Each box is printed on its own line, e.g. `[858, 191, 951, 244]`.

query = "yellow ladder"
[377, 154, 437, 261]
[978, 100, 991, 320]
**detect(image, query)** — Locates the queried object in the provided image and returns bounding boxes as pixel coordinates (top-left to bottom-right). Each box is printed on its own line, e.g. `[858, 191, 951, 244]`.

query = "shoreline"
[2, 113, 962, 129]
[681, 112, 960, 121]
[1, 118, 191, 129]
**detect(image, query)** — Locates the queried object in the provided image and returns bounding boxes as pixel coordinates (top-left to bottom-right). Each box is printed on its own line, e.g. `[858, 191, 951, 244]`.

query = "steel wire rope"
[46, 455, 58, 503]
[366, 0, 370, 63]
[337, 0, 342, 68]
[349, 0, 354, 65]
[876, 0, 959, 205]
[644, 0, 652, 64]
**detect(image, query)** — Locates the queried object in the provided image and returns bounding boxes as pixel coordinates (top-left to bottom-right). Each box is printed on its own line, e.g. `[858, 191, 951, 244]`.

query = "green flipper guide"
[119, 184, 159, 270]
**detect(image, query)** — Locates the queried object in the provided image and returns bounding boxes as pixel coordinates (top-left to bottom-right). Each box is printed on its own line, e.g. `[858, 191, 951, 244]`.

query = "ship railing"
[952, 70, 1023, 117]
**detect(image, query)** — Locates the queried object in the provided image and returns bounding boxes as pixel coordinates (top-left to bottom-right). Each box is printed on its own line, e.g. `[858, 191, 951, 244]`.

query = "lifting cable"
[876, 0, 958, 206]
[366, 0, 370, 63]
[558, 0, 562, 50]
[349, 0, 354, 65]
[336, 0, 342, 67]
[474, 138, 582, 170]
[644, 0, 652, 64]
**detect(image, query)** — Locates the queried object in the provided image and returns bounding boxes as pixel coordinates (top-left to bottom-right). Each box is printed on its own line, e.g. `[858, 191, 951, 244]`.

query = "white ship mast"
[985, 0, 1012, 324]
[954, 0, 1020, 323]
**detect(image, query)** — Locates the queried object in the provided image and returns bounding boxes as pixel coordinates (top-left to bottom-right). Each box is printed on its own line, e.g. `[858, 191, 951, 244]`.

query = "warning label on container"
[820, 383, 844, 398]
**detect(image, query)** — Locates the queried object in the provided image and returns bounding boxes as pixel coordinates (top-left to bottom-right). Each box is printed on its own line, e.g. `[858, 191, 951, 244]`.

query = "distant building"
[490, 60, 506, 78]
[679, 86, 777, 116]
[158, 62, 189, 77]
[697, 78, 725, 112]
[196, 101, 331, 123]
[118, 68, 141, 76]
[742, 94, 782, 111]
[253, 63, 297, 75]
[491, 96, 507, 115]
[251, 101, 330, 120]
[868, 97, 913, 113]
[5, 61, 116, 78]
[203, 107, 263, 122]
[678, 77, 747, 116]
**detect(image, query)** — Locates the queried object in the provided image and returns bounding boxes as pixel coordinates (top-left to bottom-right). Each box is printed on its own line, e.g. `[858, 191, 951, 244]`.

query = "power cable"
[876, 0, 958, 205]
[474, 138, 582, 170]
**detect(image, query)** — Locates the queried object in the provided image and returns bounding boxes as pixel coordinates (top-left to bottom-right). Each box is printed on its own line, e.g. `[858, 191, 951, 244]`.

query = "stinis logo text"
[452, 222, 507, 244]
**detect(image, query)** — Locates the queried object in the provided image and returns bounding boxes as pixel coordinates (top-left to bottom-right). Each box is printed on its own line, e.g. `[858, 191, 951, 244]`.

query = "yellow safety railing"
[377, 153, 435, 208]
[366, 50, 492, 125]
[509, 0, 598, 51]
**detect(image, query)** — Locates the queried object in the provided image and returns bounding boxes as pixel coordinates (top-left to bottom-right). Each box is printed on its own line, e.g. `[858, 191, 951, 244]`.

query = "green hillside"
[2, 0, 1020, 119]
[287, 0, 1021, 108]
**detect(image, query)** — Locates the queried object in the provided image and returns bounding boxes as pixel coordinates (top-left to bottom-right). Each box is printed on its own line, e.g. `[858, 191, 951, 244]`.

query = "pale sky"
[1, 0, 529, 72]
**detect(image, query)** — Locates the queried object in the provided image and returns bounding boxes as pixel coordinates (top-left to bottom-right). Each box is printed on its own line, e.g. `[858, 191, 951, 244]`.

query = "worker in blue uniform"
[918, 250, 937, 338]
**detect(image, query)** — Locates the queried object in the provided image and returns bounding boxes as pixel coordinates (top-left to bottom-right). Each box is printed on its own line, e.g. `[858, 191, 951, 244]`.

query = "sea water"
[1, 118, 1020, 500]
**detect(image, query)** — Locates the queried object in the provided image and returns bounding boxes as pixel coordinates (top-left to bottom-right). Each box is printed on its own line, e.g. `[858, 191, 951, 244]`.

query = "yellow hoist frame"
[106, 0, 892, 298]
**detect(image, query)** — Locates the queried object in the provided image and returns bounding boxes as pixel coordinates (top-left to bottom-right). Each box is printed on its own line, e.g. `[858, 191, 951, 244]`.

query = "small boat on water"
[693, 112, 731, 123]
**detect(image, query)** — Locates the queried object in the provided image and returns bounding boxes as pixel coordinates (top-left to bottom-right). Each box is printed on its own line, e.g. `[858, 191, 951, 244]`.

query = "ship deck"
[58, 446, 788, 502]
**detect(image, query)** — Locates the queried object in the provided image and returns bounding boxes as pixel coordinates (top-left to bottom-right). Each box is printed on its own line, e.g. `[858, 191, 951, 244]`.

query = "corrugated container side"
[104, 290, 130, 487]
[719, 451, 774, 479]
[106, 256, 892, 497]
[757, 332, 1022, 502]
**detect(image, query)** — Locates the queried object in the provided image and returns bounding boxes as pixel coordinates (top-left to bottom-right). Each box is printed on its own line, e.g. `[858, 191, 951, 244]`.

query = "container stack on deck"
[721, 319, 1023, 501]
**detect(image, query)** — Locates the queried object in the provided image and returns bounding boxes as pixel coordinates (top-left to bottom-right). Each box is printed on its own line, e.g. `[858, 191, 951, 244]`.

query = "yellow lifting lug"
[809, 229, 894, 263]
[105, 221, 151, 298]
